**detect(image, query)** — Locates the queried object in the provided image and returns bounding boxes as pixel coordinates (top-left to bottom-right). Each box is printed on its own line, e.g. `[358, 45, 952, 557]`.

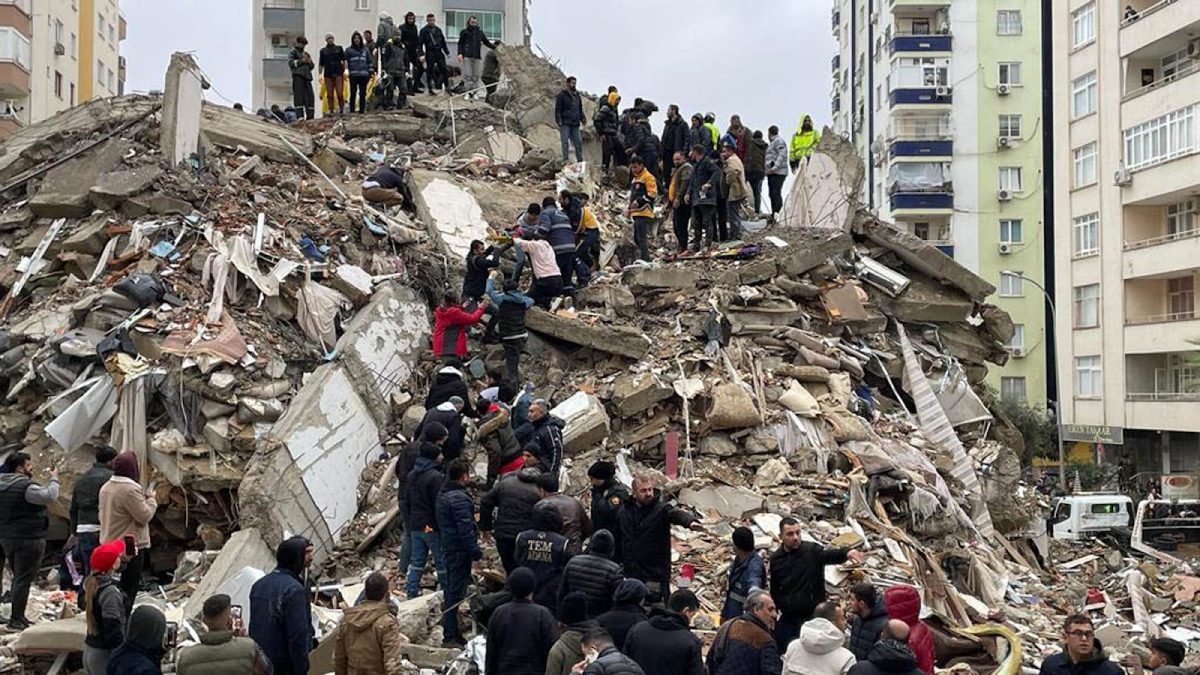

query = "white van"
[1050, 493, 1134, 540]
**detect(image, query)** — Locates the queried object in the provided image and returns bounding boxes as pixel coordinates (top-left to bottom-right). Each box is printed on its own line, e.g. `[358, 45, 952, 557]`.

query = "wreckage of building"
[0, 48, 1194, 673]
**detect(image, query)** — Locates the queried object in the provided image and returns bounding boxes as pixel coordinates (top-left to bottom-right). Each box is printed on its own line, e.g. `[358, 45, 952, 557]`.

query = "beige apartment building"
[1051, 0, 1200, 478]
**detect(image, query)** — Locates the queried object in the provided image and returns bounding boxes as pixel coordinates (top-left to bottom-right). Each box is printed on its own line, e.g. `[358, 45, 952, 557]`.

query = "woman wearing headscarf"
[83, 539, 128, 674]
[106, 605, 167, 675]
[99, 452, 157, 615]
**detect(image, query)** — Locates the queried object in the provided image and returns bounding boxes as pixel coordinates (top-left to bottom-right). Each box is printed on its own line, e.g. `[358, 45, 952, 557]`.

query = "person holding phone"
[0, 451, 60, 631]
[99, 452, 158, 616]
[177, 594, 273, 675]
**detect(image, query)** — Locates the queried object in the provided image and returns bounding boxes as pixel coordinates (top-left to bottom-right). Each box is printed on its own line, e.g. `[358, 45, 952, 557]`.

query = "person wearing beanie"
[319, 32, 347, 115]
[722, 526, 766, 622]
[515, 502, 569, 614]
[106, 605, 167, 675]
[883, 585, 934, 675]
[177, 593, 273, 675]
[626, 589, 705, 675]
[485, 567, 558, 675]
[250, 536, 314, 675]
[587, 461, 629, 558]
[535, 473, 591, 555]
[596, 578, 649, 651]
[404, 432, 447, 599]
[98, 451, 156, 617]
[546, 592, 598, 675]
[558, 529, 623, 618]
[415, 394, 467, 462]
[82, 539, 128, 675]
[70, 446, 117, 579]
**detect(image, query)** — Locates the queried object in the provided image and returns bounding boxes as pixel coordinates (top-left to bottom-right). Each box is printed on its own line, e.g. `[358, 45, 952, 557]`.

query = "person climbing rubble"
[769, 517, 864, 650]
[360, 165, 407, 206]
[595, 89, 622, 173]
[783, 603, 857, 675]
[463, 239, 501, 303]
[431, 291, 489, 362]
[99, 451, 156, 617]
[624, 589, 706, 675]
[249, 536, 314, 675]
[535, 472, 592, 554]
[436, 460, 482, 648]
[0, 452, 58, 632]
[882, 585, 934, 675]
[538, 195, 578, 292]
[484, 276, 533, 388]
[617, 474, 702, 607]
[515, 501, 570, 614]
[597, 579, 649, 652]
[846, 620, 921, 675]
[414, 396, 466, 462]
[397, 422, 448, 578]
[485, 567, 558, 675]
[476, 397, 522, 486]
[480, 464, 542, 573]
[722, 526, 766, 622]
[1038, 614, 1124, 675]
[573, 193, 602, 287]
[403, 440, 447, 599]
[82, 539, 128, 675]
[513, 232, 562, 309]
[707, 590, 782, 675]
[177, 593, 274, 675]
[847, 583, 889, 663]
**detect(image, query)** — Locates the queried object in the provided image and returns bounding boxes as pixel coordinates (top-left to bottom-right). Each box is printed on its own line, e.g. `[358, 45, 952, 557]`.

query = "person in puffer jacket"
[847, 621, 922, 675]
[344, 32, 373, 114]
[537, 197, 577, 291]
[883, 586, 934, 675]
[525, 400, 565, 475]
[431, 291, 487, 361]
[784, 615, 857, 675]
[848, 583, 889, 662]
[480, 466, 542, 573]
[558, 529, 623, 618]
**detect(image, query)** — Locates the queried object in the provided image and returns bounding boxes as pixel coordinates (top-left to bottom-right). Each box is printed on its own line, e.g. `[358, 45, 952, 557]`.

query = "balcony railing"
[0, 0, 31, 15]
[890, 34, 952, 54]
[1124, 60, 1199, 102]
[1128, 390, 1200, 401]
[1124, 227, 1199, 250]
[1121, 0, 1177, 28]
[887, 117, 953, 140]
[1125, 310, 1196, 325]
[263, 0, 303, 7]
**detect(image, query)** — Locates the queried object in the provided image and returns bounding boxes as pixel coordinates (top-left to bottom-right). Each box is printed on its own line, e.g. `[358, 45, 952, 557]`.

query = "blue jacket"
[848, 597, 890, 662]
[249, 568, 313, 675]
[555, 89, 584, 127]
[436, 482, 482, 560]
[345, 44, 372, 77]
[537, 207, 576, 255]
[405, 458, 444, 531]
[721, 551, 765, 621]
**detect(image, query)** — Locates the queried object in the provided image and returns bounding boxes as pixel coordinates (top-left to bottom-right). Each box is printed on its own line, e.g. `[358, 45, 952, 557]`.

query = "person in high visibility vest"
[789, 113, 821, 172]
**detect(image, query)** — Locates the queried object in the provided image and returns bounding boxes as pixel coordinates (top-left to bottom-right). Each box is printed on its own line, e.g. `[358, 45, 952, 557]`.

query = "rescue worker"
[722, 526, 765, 623]
[587, 461, 629, 556]
[430, 291, 488, 362]
[685, 143, 721, 251]
[485, 276, 534, 387]
[790, 114, 821, 172]
[628, 156, 658, 262]
[514, 503, 570, 614]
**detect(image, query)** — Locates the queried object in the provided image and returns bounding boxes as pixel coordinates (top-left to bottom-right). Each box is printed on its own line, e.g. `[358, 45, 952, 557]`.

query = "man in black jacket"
[456, 15, 497, 98]
[485, 276, 534, 387]
[480, 466, 542, 572]
[625, 589, 705, 675]
[582, 628, 645, 675]
[436, 460, 481, 648]
[685, 144, 720, 251]
[848, 583, 889, 662]
[250, 536, 314, 675]
[404, 442, 447, 599]
[661, 104, 690, 188]
[617, 475, 701, 607]
[462, 239, 500, 302]
[558, 529, 622, 618]
[69, 445, 117, 579]
[318, 33, 347, 115]
[415, 396, 466, 462]
[848, 620, 923, 675]
[287, 36, 315, 120]
[399, 12, 424, 93]
[425, 363, 479, 419]
[769, 517, 864, 650]
[486, 567, 558, 675]
[396, 423, 447, 583]
[594, 90, 621, 172]
[525, 400, 564, 475]
[0, 452, 59, 630]
[1037, 614, 1124, 675]
[419, 13, 450, 93]
[596, 579, 649, 652]
[555, 76, 585, 162]
[587, 462, 628, 556]
[515, 503, 570, 614]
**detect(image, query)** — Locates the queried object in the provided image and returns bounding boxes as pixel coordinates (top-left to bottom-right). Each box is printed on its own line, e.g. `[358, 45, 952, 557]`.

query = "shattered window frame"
[1075, 355, 1102, 398]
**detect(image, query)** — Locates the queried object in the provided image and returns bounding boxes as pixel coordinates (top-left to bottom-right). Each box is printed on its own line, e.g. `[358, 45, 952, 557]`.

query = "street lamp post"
[1001, 270, 1067, 489]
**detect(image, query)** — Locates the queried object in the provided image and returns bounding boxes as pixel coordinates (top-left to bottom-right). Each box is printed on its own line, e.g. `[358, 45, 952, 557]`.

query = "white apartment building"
[1051, 0, 1200, 477]
[251, 0, 528, 113]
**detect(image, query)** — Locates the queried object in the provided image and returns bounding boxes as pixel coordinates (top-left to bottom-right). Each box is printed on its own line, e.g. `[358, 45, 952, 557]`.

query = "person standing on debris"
[515, 502, 571, 614]
[425, 361, 474, 415]
[360, 165, 406, 206]
[397, 13, 423, 94]
[745, 130, 768, 215]
[765, 126, 789, 219]
[485, 276, 534, 387]
[627, 155, 659, 262]
[625, 589, 705, 675]
[436, 460, 482, 649]
[586, 462, 629, 559]
[558, 529, 622, 618]
[722, 526, 766, 623]
[99, 451, 156, 617]
[456, 15, 497, 99]
[627, 113, 661, 184]
[106, 605, 167, 675]
[362, 29, 377, 73]
[514, 233, 562, 309]
[420, 13, 451, 93]
[689, 114, 714, 157]
[379, 35, 409, 110]
[83, 539, 128, 675]
[720, 142, 750, 241]
[668, 151, 694, 253]
[485, 567, 559, 675]
[477, 398, 522, 485]
[595, 90, 622, 174]
[524, 399, 565, 476]
[177, 593, 273, 675]
[538, 196, 579, 292]
[345, 32, 374, 114]
[555, 76, 586, 162]
[573, 194, 602, 287]
[319, 33, 348, 116]
[1038, 615, 1124, 675]
[547, 592, 598, 675]
[334, 573, 404, 675]
[846, 620, 921, 675]
[703, 113, 721, 150]
[480, 465, 543, 572]
[404, 441, 448, 599]
[463, 239, 501, 302]
[724, 115, 749, 160]
[432, 291, 488, 362]
[508, 202, 541, 279]
[287, 36, 315, 120]
[661, 105, 691, 189]
[536, 473, 592, 555]
[250, 536, 314, 675]
[617, 474, 701, 607]
[597, 579, 649, 651]
[685, 143, 721, 251]
[883, 585, 933, 675]
[784, 604, 857, 675]
[398, 422, 448, 576]
[789, 114, 821, 172]
[769, 517, 865, 650]
[70, 446, 117, 581]
[415, 396, 466, 463]
[847, 583, 889, 663]
[707, 590, 782, 675]
[482, 47, 501, 103]
[581, 628, 647, 675]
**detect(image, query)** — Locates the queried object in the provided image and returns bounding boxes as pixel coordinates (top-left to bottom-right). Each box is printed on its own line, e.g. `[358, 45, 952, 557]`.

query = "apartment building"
[1051, 0, 1200, 477]
[0, 0, 124, 139]
[251, 0, 529, 113]
[831, 0, 1048, 408]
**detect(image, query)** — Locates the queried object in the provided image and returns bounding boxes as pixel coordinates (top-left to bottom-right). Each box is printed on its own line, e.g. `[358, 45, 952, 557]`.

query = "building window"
[999, 114, 1022, 139]
[999, 166, 1023, 193]
[1010, 324, 1026, 352]
[1162, 48, 1190, 79]
[1073, 142, 1097, 188]
[445, 10, 504, 42]
[999, 272, 1023, 297]
[97, 12, 105, 39]
[1073, 213, 1099, 256]
[1168, 276, 1195, 320]
[1073, 284, 1100, 328]
[997, 10, 1022, 35]
[69, 82, 74, 105]
[998, 62, 1022, 86]
[107, 21, 114, 45]
[1124, 105, 1196, 171]
[1075, 356, 1102, 398]
[54, 19, 64, 47]
[1072, 3, 1095, 48]
[1001, 376, 1027, 403]
[999, 219, 1023, 244]
[0, 27, 31, 70]
[1167, 200, 1197, 237]
[354, 0, 369, 9]
[106, 67, 114, 93]
[1072, 72, 1097, 119]
[96, 59, 103, 88]
[893, 56, 949, 89]
[53, 71, 62, 98]
[70, 33, 76, 58]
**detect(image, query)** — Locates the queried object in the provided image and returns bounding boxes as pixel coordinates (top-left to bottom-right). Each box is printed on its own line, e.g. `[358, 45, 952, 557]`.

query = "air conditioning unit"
[998, 136, 1012, 149]
[1114, 167, 1132, 186]
[999, 242, 1013, 255]
[935, 85, 952, 97]
[998, 189, 1014, 201]
[997, 83, 1011, 96]
[1011, 346, 1026, 358]
[54, 43, 65, 56]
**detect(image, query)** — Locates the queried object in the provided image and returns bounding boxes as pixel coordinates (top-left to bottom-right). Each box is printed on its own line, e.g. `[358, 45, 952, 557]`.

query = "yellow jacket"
[790, 113, 821, 161]
[629, 169, 658, 218]
[579, 206, 599, 231]
[704, 122, 720, 148]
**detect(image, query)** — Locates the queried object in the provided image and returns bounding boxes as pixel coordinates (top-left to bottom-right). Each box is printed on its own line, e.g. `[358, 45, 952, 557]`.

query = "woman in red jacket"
[431, 291, 488, 361]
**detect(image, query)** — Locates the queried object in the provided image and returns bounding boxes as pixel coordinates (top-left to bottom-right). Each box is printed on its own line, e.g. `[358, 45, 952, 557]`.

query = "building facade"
[251, 0, 529, 113]
[0, 0, 124, 139]
[831, 0, 1048, 408]
[1051, 0, 1200, 477]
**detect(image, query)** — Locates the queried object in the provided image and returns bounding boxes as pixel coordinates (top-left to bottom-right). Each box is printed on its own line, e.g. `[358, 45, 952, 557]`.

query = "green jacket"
[546, 624, 593, 675]
[176, 631, 273, 675]
[790, 113, 821, 161]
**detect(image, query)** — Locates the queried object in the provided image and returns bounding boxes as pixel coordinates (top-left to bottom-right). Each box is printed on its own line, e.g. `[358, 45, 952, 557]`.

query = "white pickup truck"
[1049, 493, 1134, 541]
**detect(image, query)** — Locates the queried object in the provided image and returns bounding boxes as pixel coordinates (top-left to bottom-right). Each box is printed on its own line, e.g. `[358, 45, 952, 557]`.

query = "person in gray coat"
[765, 125, 790, 218]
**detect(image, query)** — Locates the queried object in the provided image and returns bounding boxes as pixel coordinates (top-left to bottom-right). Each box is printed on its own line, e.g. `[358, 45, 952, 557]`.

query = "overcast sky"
[123, 0, 834, 134]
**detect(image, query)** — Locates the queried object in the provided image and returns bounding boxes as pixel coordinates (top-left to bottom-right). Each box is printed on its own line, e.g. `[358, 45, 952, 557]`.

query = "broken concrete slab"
[334, 283, 430, 420]
[162, 52, 204, 167]
[29, 138, 131, 218]
[61, 218, 109, 255]
[90, 165, 163, 211]
[698, 433, 738, 457]
[149, 193, 194, 216]
[622, 266, 700, 291]
[861, 220, 995, 301]
[754, 457, 792, 488]
[200, 101, 314, 163]
[879, 275, 974, 323]
[611, 372, 673, 417]
[574, 283, 636, 318]
[393, 591, 444, 644]
[182, 528, 275, 618]
[680, 484, 766, 519]
[775, 228, 854, 277]
[779, 129, 864, 232]
[551, 391, 610, 453]
[341, 114, 433, 144]
[525, 309, 650, 360]
[407, 169, 490, 259]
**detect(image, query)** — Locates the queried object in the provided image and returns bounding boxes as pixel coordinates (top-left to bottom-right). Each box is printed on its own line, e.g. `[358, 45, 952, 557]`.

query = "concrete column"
[161, 52, 204, 167]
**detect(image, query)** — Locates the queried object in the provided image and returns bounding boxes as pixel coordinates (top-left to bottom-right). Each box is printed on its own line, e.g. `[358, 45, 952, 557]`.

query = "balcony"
[1123, 60, 1199, 104]
[890, 191, 954, 212]
[890, 139, 952, 158]
[263, 0, 304, 33]
[1126, 352, 1200, 430]
[890, 34, 952, 54]
[1126, 399, 1200, 432]
[1120, 0, 1200, 58]
[890, 0, 951, 9]
[0, 3, 31, 36]
[262, 58, 291, 85]
[0, 61, 28, 98]
[1122, 151, 1200, 205]
[1125, 298, 1200, 353]
[1124, 235, 1200, 279]
[890, 87, 952, 106]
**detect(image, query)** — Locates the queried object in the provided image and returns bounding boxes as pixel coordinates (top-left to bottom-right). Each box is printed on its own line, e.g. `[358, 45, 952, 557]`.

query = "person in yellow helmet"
[789, 114, 821, 172]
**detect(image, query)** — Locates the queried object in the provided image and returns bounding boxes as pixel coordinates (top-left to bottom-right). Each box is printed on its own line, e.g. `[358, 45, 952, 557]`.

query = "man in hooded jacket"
[106, 605, 167, 675]
[424, 363, 474, 415]
[404, 443, 447, 599]
[847, 620, 923, 675]
[514, 502, 570, 614]
[525, 400, 565, 475]
[557, 529, 623, 618]
[661, 105, 690, 188]
[785, 607, 857, 675]
[596, 579, 649, 651]
[883, 585, 934, 675]
[397, 12, 423, 93]
[546, 593, 598, 675]
[415, 396, 466, 462]
[437, 461, 481, 647]
[431, 291, 487, 361]
[486, 568, 558, 675]
[250, 536, 314, 675]
[790, 114, 821, 172]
